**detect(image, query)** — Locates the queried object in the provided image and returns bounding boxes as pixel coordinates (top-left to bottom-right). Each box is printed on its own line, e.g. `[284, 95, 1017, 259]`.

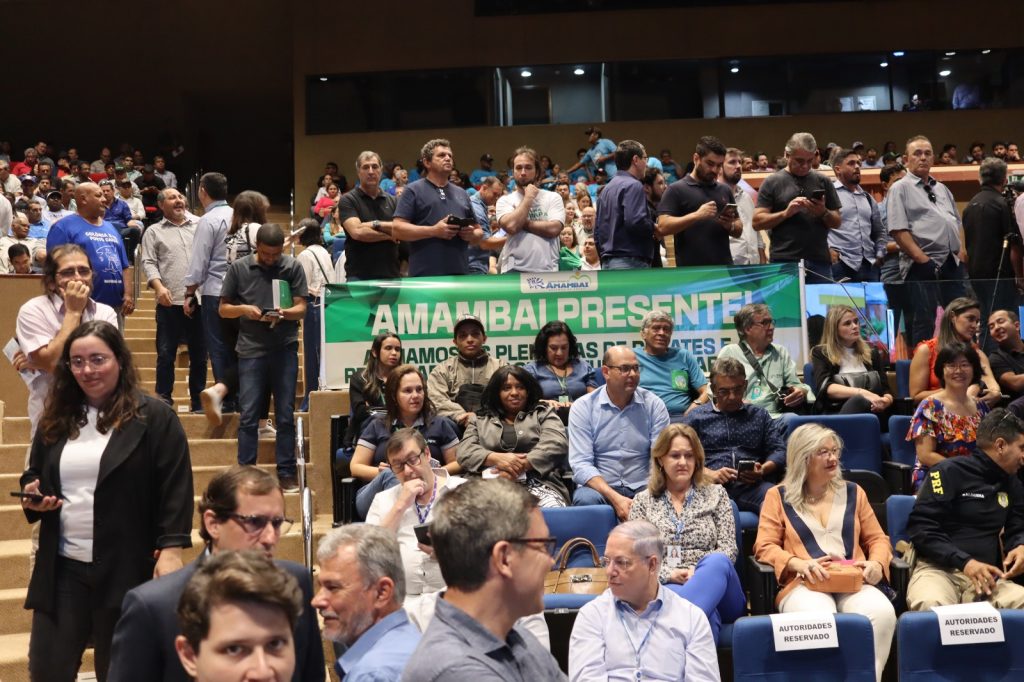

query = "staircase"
[0, 259, 335, 681]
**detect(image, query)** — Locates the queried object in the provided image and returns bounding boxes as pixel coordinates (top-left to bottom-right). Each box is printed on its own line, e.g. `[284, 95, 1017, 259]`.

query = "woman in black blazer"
[811, 305, 893, 416]
[19, 321, 193, 681]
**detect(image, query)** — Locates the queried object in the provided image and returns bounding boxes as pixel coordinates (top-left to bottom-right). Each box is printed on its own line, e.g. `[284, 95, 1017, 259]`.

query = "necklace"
[805, 487, 828, 504]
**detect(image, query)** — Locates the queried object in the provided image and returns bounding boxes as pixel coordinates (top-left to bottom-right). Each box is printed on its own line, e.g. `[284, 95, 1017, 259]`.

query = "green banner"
[322, 264, 805, 389]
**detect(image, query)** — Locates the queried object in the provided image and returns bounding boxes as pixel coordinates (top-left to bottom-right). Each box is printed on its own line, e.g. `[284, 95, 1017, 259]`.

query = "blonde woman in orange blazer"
[754, 423, 895, 681]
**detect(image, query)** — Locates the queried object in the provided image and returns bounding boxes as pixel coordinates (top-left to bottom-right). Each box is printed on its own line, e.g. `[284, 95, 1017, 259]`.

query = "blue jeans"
[300, 295, 321, 412]
[155, 304, 207, 408]
[355, 469, 398, 519]
[665, 553, 746, 645]
[727, 480, 774, 514]
[601, 256, 650, 270]
[201, 295, 234, 386]
[238, 343, 298, 477]
[572, 484, 638, 506]
[831, 258, 880, 283]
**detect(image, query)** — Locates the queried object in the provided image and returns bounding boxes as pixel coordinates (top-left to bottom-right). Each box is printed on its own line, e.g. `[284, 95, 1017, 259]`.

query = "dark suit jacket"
[107, 555, 326, 682]
[22, 393, 194, 613]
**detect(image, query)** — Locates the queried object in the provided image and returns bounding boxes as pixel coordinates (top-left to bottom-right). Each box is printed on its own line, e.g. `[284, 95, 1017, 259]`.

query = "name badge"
[769, 612, 838, 651]
[932, 602, 1005, 645]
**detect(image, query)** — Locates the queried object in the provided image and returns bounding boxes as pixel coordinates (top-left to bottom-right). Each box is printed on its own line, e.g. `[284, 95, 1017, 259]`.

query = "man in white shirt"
[722, 148, 765, 265]
[495, 147, 565, 273]
[569, 520, 720, 682]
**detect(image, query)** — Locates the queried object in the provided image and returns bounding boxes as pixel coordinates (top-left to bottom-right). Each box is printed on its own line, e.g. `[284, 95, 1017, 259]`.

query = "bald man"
[46, 182, 134, 316]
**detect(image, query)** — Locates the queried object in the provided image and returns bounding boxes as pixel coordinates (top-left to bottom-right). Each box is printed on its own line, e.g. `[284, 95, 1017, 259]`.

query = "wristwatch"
[372, 220, 381, 232]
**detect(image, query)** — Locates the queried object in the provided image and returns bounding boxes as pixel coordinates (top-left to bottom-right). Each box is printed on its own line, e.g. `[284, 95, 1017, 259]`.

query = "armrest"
[882, 461, 913, 496]
[889, 556, 910, 614]
[339, 477, 359, 525]
[892, 397, 915, 416]
[748, 556, 779, 615]
[560, 470, 577, 497]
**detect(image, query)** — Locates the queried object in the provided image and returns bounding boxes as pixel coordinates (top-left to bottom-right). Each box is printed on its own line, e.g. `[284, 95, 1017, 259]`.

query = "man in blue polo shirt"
[46, 182, 133, 317]
[388, 139, 483, 277]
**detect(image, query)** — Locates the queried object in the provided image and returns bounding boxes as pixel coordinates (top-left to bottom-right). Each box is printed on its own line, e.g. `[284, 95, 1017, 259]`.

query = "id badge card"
[558, 394, 570, 405]
[665, 543, 684, 568]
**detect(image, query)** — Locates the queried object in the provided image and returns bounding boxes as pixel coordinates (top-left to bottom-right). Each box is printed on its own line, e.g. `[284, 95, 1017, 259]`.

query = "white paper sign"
[770, 611, 839, 651]
[931, 602, 1004, 645]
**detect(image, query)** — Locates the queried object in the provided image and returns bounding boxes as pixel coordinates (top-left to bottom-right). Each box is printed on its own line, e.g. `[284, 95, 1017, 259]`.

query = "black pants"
[29, 557, 121, 682]
[155, 304, 207, 408]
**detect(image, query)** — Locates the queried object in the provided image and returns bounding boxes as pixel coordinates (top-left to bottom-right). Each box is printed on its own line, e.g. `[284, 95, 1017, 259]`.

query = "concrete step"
[3, 412, 271, 444]
[0, 589, 29, 637]
[0, 632, 82, 682]
[190, 462, 315, 495]
[0, 539, 33, 590]
[188, 438, 309, 467]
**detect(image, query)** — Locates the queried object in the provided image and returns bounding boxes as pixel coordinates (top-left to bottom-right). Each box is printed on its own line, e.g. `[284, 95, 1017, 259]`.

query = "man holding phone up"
[753, 132, 841, 284]
[656, 135, 742, 266]
[390, 138, 482, 277]
[220, 223, 307, 491]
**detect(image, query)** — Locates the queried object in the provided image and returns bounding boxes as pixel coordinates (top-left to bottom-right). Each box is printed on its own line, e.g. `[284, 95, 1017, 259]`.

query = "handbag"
[833, 371, 885, 395]
[544, 537, 608, 595]
[804, 562, 864, 594]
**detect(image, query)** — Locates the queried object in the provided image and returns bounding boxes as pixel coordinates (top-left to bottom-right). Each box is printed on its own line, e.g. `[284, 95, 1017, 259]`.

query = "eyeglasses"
[228, 513, 293, 536]
[507, 537, 558, 556]
[813, 447, 841, 458]
[923, 185, 937, 204]
[67, 354, 113, 371]
[605, 364, 641, 374]
[751, 318, 776, 328]
[57, 266, 92, 278]
[390, 451, 424, 472]
[600, 555, 651, 571]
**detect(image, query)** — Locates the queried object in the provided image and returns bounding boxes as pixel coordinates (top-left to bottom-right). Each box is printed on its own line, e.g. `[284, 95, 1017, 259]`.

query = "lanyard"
[670, 487, 695, 543]
[414, 475, 439, 524]
[616, 601, 662, 681]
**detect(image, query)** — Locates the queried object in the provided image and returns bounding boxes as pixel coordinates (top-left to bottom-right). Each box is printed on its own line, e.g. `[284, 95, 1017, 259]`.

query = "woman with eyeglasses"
[19, 320, 193, 681]
[754, 423, 895, 681]
[13, 244, 119, 438]
[908, 296, 1000, 407]
[908, 343, 991, 491]
[351, 364, 460, 518]
[811, 305, 893, 416]
[627, 423, 745, 645]
[457, 366, 570, 507]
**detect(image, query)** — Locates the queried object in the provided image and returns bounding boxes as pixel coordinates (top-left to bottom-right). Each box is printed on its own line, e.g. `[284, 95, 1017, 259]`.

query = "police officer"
[906, 408, 1024, 610]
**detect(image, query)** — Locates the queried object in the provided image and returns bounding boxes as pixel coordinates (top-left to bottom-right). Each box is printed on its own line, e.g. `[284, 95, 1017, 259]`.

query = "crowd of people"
[6, 127, 1024, 681]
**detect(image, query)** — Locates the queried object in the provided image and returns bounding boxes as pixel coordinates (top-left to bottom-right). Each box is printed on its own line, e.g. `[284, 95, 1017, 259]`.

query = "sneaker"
[259, 419, 277, 439]
[279, 475, 300, 493]
[200, 388, 223, 426]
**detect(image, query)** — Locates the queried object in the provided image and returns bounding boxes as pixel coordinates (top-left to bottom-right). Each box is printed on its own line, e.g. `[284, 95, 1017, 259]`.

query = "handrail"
[296, 417, 313, 571]
[133, 245, 142, 302]
[289, 188, 296, 257]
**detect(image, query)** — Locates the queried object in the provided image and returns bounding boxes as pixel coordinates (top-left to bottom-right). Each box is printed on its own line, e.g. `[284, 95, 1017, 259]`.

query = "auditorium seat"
[898, 610, 1024, 680]
[732, 613, 876, 681]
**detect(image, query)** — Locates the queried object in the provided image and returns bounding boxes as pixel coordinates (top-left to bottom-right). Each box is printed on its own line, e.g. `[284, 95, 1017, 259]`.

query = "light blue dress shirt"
[569, 586, 720, 681]
[568, 385, 669, 491]
[183, 199, 232, 297]
[337, 608, 421, 681]
[829, 180, 886, 270]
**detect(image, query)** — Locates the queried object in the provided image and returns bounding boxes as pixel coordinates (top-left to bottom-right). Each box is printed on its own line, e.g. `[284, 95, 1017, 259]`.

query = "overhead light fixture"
[880, 62, 889, 68]
[730, 67, 739, 74]
[318, 77, 328, 82]
[939, 69, 952, 77]
[520, 69, 532, 78]
[892, 51, 905, 57]
[573, 67, 585, 76]
[982, 49, 992, 54]
[945, 51, 956, 56]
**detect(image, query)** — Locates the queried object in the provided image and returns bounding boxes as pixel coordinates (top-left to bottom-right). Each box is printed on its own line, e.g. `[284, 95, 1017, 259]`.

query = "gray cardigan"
[457, 404, 570, 504]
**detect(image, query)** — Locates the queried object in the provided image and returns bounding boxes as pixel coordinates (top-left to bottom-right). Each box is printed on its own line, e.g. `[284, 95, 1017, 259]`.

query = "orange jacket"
[754, 482, 892, 606]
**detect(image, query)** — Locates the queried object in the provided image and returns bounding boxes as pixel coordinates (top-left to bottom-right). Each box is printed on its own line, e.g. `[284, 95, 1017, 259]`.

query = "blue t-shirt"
[469, 168, 497, 187]
[46, 215, 129, 308]
[356, 414, 460, 466]
[584, 138, 618, 176]
[523, 359, 598, 402]
[636, 347, 707, 415]
[393, 179, 475, 277]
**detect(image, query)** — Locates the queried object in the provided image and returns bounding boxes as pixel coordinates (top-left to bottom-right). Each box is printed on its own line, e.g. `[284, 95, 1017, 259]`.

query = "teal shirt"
[636, 347, 707, 415]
